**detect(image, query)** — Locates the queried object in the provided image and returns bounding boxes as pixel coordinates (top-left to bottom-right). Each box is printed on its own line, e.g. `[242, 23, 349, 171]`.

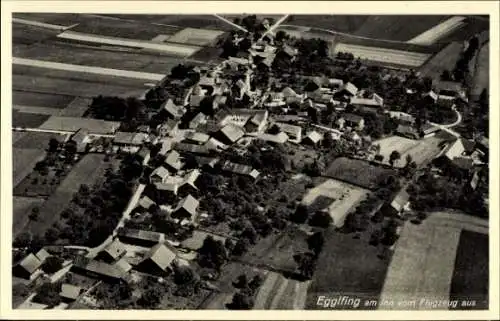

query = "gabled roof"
[351, 93, 384, 107]
[73, 256, 131, 280]
[443, 139, 465, 160]
[71, 128, 89, 145]
[118, 228, 164, 243]
[189, 113, 207, 129]
[165, 150, 183, 170]
[282, 44, 298, 57]
[452, 156, 474, 170]
[256, 132, 289, 144]
[221, 161, 260, 179]
[185, 131, 210, 144]
[59, 284, 82, 300]
[275, 122, 302, 138]
[151, 166, 170, 180]
[342, 82, 358, 96]
[182, 169, 201, 188]
[154, 182, 178, 193]
[304, 131, 323, 143]
[390, 190, 410, 212]
[141, 243, 177, 271]
[198, 76, 215, 87]
[35, 248, 51, 262]
[172, 194, 199, 218]
[190, 94, 205, 107]
[342, 113, 364, 124]
[17, 253, 42, 274]
[114, 132, 148, 146]
[162, 99, 185, 118]
[139, 196, 155, 210]
[461, 138, 476, 154]
[174, 142, 211, 155]
[100, 239, 126, 261]
[205, 137, 228, 151]
[219, 124, 245, 143]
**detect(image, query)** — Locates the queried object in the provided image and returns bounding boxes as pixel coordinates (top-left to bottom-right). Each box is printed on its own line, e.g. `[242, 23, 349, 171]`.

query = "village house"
[205, 137, 229, 152]
[157, 119, 179, 137]
[420, 123, 441, 138]
[136, 243, 178, 276]
[435, 80, 468, 103]
[350, 92, 384, 112]
[244, 110, 269, 133]
[217, 123, 245, 145]
[384, 190, 411, 217]
[254, 132, 289, 145]
[70, 255, 132, 284]
[117, 228, 164, 247]
[338, 113, 365, 131]
[70, 128, 91, 153]
[162, 99, 185, 119]
[221, 160, 260, 180]
[164, 150, 184, 173]
[434, 138, 474, 171]
[195, 156, 220, 171]
[113, 132, 148, 152]
[174, 142, 211, 156]
[153, 181, 178, 203]
[184, 132, 210, 145]
[95, 239, 127, 264]
[178, 169, 201, 197]
[396, 124, 420, 139]
[171, 194, 200, 224]
[273, 122, 302, 143]
[59, 284, 82, 303]
[13, 253, 43, 280]
[138, 195, 156, 212]
[302, 131, 323, 146]
[150, 166, 170, 183]
[189, 112, 208, 130]
[334, 82, 358, 101]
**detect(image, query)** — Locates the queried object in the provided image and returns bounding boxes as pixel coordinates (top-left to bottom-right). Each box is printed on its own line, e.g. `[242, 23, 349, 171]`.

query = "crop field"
[471, 42, 489, 100]
[333, 43, 431, 68]
[166, 27, 226, 46]
[354, 15, 450, 42]
[12, 23, 61, 45]
[13, 196, 46, 237]
[240, 227, 310, 273]
[438, 17, 489, 44]
[13, 13, 85, 27]
[103, 14, 234, 31]
[12, 131, 66, 150]
[449, 230, 488, 309]
[12, 90, 75, 109]
[284, 15, 369, 33]
[407, 16, 466, 46]
[12, 111, 50, 128]
[12, 147, 46, 187]
[324, 157, 397, 190]
[301, 179, 369, 228]
[69, 16, 181, 40]
[253, 272, 311, 310]
[306, 228, 391, 309]
[379, 212, 488, 310]
[419, 41, 464, 81]
[14, 41, 186, 74]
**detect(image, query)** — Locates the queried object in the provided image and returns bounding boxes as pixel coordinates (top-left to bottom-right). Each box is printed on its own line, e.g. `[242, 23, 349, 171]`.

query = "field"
[379, 211, 488, 310]
[301, 179, 370, 228]
[12, 147, 46, 188]
[407, 16, 466, 45]
[306, 228, 391, 309]
[12, 111, 50, 128]
[13, 13, 86, 27]
[12, 23, 61, 45]
[166, 27, 225, 46]
[13, 131, 67, 149]
[284, 15, 369, 33]
[324, 157, 397, 190]
[253, 272, 311, 310]
[374, 135, 449, 168]
[449, 230, 488, 309]
[102, 14, 234, 31]
[22, 154, 117, 238]
[13, 196, 46, 237]
[13, 91, 76, 109]
[470, 42, 489, 100]
[419, 41, 465, 81]
[240, 227, 310, 274]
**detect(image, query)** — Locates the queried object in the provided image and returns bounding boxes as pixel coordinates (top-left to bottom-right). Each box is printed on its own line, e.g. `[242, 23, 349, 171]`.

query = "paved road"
[213, 14, 248, 32]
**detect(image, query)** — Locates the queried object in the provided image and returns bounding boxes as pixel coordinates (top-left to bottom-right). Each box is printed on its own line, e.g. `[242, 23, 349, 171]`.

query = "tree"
[48, 138, 60, 153]
[308, 211, 333, 228]
[248, 274, 264, 292]
[228, 291, 253, 309]
[369, 229, 383, 246]
[138, 286, 165, 308]
[405, 154, 413, 167]
[293, 252, 316, 279]
[241, 225, 258, 244]
[290, 204, 309, 224]
[41, 256, 63, 274]
[389, 150, 401, 167]
[33, 282, 62, 307]
[198, 236, 228, 269]
[29, 207, 39, 221]
[234, 274, 249, 289]
[44, 227, 60, 244]
[13, 232, 32, 248]
[232, 237, 250, 256]
[307, 231, 325, 256]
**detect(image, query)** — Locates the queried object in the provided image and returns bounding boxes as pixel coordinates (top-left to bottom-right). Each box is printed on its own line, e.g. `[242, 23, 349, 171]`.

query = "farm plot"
[166, 27, 226, 46]
[70, 16, 181, 40]
[449, 230, 488, 309]
[419, 41, 464, 81]
[284, 15, 369, 33]
[12, 147, 46, 188]
[471, 42, 489, 100]
[353, 15, 450, 42]
[12, 110, 50, 128]
[240, 227, 310, 274]
[12, 90, 75, 109]
[13, 13, 85, 27]
[333, 43, 430, 68]
[437, 17, 490, 44]
[56, 31, 202, 57]
[13, 131, 66, 150]
[301, 179, 369, 228]
[306, 228, 391, 309]
[379, 212, 488, 310]
[407, 16, 466, 45]
[103, 14, 234, 31]
[12, 23, 61, 45]
[13, 196, 46, 237]
[14, 41, 186, 74]
[253, 272, 311, 310]
[324, 157, 397, 190]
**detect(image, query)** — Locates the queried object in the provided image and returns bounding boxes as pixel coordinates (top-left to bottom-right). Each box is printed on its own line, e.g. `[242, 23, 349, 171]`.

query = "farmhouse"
[396, 124, 420, 139]
[189, 112, 207, 129]
[195, 156, 220, 170]
[388, 190, 410, 217]
[171, 194, 199, 223]
[39, 116, 120, 135]
[113, 132, 148, 147]
[70, 128, 91, 153]
[420, 123, 441, 138]
[95, 239, 127, 264]
[254, 132, 289, 144]
[350, 92, 384, 112]
[302, 131, 323, 146]
[137, 244, 178, 275]
[435, 81, 467, 102]
[162, 99, 185, 119]
[334, 82, 358, 100]
[221, 160, 260, 180]
[274, 122, 302, 143]
[164, 150, 184, 173]
[150, 166, 170, 183]
[138, 196, 156, 211]
[117, 228, 164, 247]
[59, 284, 82, 302]
[205, 137, 228, 152]
[154, 181, 178, 201]
[71, 256, 131, 284]
[178, 169, 201, 197]
[185, 132, 210, 145]
[340, 113, 365, 131]
[244, 110, 269, 133]
[157, 119, 179, 137]
[173, 142, 211, 155]
[13, 253, 43, 280]
[217, 123, 245, 144]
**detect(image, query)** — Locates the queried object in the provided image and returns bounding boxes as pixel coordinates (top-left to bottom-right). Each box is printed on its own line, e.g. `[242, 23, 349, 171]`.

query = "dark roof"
[117, 228, 164, 244]
[342, 113, 364, 124]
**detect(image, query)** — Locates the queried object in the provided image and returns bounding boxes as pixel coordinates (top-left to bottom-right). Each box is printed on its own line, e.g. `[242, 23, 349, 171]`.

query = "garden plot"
[165, 27, 225, 46]
[301, 179, 369, 228]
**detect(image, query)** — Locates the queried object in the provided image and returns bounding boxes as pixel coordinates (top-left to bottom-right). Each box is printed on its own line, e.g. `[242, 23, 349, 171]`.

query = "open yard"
[302, 179, 370, 228]
[379, 211, 488, 310]
[306, 228, 391, 309]
[374, 134, 449, 168]
[449, 230, 488, 309]
[13, 196, 46, 237]
[324, 157, 397, 190]
[240, 227, 310, 274]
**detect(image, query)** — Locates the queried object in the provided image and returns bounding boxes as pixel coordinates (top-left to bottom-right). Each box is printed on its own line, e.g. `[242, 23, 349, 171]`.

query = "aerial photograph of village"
[9, 12, 490, 311]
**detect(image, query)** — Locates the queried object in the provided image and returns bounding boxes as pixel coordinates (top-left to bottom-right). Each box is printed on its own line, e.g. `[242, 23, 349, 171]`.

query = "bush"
[308, 211, 333, 228]
[41, 256, 63, 274]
